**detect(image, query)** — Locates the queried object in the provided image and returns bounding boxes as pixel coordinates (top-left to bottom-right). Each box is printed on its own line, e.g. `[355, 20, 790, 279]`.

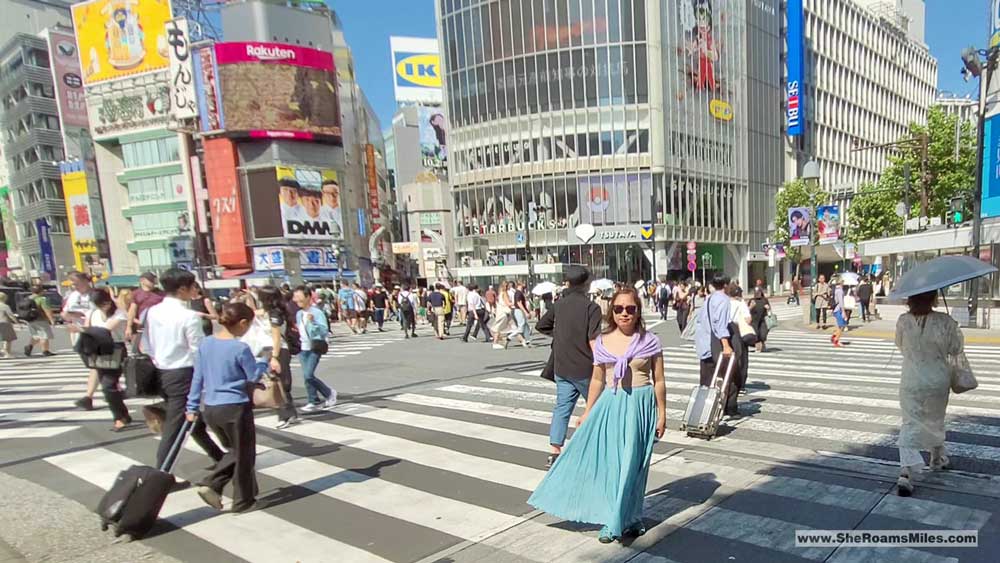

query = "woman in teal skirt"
[529, 287, 667, 543]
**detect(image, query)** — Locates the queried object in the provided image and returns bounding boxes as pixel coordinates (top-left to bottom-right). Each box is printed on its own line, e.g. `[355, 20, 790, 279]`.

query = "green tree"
[853, 106, 977, 232]
[773, 178, 827, 270]
[846, 182, 904, 242]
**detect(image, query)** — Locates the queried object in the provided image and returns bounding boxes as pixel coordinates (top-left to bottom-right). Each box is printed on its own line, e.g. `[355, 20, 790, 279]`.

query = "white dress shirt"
[466, 291, 485, 311]
[146, 296, 204, 370]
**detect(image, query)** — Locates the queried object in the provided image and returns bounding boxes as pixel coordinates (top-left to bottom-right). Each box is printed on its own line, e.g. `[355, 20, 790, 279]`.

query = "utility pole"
[968, 45, 998, 327]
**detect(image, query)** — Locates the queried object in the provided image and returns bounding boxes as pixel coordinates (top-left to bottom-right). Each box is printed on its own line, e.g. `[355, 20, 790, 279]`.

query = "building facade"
[0, 33, 73, 279]
[935, 93, 978, 132]
[784, 0, 937, 198]
[438, 0, 759, 284]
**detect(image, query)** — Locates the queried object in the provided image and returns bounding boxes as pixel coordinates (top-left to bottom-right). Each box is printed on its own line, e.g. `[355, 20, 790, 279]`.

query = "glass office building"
[439, 0, 760, 283]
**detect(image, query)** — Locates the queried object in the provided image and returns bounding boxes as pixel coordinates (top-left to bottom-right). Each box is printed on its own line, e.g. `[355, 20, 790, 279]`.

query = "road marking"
[44, 448, 393, 563]
[0, 425, 79, 438]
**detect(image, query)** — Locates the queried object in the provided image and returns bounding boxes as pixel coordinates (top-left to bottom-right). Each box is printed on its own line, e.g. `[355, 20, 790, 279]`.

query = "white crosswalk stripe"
[2, 329, 997, 562]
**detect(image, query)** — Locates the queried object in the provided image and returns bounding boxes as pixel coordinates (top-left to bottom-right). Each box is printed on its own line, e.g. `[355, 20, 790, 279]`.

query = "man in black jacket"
[857, 276, 874, 322]
[536, 265, 603, 469]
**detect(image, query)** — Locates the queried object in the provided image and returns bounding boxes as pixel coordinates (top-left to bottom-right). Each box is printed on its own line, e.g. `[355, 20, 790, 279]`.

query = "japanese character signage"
[165, 18, 197, 120]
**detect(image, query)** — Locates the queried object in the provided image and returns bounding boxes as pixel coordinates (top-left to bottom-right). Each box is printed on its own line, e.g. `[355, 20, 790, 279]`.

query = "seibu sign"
[213, 41, 334, 70]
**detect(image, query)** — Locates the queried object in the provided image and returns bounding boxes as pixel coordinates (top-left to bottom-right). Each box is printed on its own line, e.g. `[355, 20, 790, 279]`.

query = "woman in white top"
[84, 289, 131, 431]
[491, 280, 515, 349]
[0, 293, 19, 358]
[244, 287, 299, 429]
[725, 285, 754, 416]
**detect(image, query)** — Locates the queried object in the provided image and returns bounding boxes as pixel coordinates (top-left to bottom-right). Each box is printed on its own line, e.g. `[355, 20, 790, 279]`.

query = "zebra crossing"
[2, 329, 1000, 561]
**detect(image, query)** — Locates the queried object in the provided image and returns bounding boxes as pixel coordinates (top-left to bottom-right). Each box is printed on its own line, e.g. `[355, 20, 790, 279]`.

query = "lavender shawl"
[593, 331, 662, 393]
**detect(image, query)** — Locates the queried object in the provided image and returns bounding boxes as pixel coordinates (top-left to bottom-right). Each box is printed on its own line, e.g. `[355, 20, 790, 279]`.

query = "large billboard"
[276, 166, 343, 240]
[982, 115, 1000, 219]
[786, 0, 805, 136]
[418, 105, 447, 173]
[71, 0, 172, 86]
[214, 42, 340, 140]
[61, 163, 98, 271]
[203, 138, 250, 267]
[390, 36, 443, 104]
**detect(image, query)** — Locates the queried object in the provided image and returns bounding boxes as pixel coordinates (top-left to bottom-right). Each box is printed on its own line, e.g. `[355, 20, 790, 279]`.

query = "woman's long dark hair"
[602, 287, 646, 336]
[90, 288, 116, 316]
[907, 290, 937, 317]
[257, 286, 286, 323]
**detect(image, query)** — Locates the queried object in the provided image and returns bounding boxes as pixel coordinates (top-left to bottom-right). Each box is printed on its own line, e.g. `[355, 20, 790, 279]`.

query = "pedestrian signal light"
[948, 196, 965, 228]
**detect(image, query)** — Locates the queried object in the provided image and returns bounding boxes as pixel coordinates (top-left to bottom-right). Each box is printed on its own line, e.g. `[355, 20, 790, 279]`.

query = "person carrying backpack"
[22, 286, 55, 357]
[398, 285, 418, 338]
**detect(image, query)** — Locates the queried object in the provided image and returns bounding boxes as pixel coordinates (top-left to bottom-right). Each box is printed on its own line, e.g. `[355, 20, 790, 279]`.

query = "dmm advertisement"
[418, 106, 447, 173]
[71, 0, 172, 86]
[390, 36, 442, 105]
[61, 165, 98, 270]
[276, 166, 343, 240]
[786, 0, 805, 136]
[214, 42, 341, 140]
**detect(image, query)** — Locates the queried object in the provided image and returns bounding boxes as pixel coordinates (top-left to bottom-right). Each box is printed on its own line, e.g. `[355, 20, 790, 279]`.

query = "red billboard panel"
[214, 41, 341, 140]
[365, 144, 380, 219]
[203, 137, 250, 267]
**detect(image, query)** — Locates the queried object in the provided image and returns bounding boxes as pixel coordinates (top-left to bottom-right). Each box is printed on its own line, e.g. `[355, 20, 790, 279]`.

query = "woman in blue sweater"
[186, 302, 262, 513]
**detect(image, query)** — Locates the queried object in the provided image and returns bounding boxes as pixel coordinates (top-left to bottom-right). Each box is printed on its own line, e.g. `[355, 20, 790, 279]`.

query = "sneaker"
[323, 391, 338, 410]
[597, 525, 616, 544]
[197, 486, 224, 510]
[275, 416, 300, 430]
[492, 344, 504, 350]
[545, 453, 559, 469]
[300, 403, 322, 413]
[23, 345, 32, 357]
[42, 351, 55, 357]
[74, 396, 94, 411]
[896, 475, 914, 497]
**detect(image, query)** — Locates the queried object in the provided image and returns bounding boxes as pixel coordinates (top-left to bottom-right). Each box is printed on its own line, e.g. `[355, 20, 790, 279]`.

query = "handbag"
[124, 351, 159, 397]
[253, 375, 287, 409]
[765, 313, 779, 330]
[949, 352, 978, 394]
[843, 295, 857, 310]
[540, 350, 555, 382]
[310, 339, 329, 355]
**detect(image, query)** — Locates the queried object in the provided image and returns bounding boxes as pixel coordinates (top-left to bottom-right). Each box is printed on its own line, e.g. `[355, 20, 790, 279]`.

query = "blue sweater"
[186, 337, 262, 413]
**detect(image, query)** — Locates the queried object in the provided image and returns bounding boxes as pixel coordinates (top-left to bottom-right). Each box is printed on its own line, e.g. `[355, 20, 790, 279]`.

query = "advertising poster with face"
[788, 206, 812, 247]
[816, 205, 840, 244]
[276, 166, 343, 240]
[418, 106, 447, 172]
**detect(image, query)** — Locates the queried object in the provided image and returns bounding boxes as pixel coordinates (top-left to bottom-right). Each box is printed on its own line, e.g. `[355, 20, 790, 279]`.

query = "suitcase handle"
[159, 419, 193, 474]
[709, 354, 736, 391]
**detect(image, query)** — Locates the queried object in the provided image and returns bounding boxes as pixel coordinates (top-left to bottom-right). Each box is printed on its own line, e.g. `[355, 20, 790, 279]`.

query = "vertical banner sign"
[60, 162, 98, 270]
[787, 207, 812, 247]
[365, 144, 380, 218]
[46, 30, 88, 130]
[785, 0, 805, 136]
[816, 205, 841, 244]
[981, 115, 1000, 218]
[203, 138, 250, 267]
[165, 18, 197, 120]
[36, 219, 56, 279]
[992, 0, 1000, 48]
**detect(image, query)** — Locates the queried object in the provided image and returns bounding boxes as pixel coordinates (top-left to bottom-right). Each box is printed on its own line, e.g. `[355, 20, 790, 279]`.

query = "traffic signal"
[948, 196, 965, 228]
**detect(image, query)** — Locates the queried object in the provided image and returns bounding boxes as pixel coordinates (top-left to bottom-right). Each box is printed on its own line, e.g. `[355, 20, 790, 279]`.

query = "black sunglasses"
[613, 305, 638, 315]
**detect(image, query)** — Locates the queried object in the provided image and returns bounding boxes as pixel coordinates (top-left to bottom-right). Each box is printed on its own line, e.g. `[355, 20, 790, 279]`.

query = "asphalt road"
[1, 308, 999, 563]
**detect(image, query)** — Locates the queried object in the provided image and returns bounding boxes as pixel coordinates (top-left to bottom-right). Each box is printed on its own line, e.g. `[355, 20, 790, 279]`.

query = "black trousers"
[98, 369, 129, 423]
[401, 311, 416, 336]
[698, 327, 741, 414]
[273, 348, 298, 422]
[676, 305, 690, 332]
[202, 402, 258, 511]
[463, 310, 492, 341]
[156, 367, 224, 468]
[444, 311, 453, 334]
[860, 299, 871, 321]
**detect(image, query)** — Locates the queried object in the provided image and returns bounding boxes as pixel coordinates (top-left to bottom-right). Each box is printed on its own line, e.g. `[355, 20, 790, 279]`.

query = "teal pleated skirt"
[528, 385, 657, 538]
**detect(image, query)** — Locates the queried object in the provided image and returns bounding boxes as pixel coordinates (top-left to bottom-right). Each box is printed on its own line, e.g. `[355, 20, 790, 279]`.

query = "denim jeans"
[298, 350, 332, 405]
[549, 375, 592, 446]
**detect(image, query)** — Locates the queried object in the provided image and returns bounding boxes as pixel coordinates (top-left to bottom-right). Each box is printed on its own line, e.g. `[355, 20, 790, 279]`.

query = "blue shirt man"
[694, 276, 735, 387]
[292, 286, 336, 412]
[338, 284, 355, 312]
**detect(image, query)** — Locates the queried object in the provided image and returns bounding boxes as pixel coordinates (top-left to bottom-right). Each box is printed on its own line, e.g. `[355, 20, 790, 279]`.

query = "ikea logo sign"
[395, 53, 442, 88]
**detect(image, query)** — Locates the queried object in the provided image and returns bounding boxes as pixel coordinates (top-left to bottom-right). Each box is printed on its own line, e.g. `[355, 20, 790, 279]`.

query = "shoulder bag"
[253, 375, 287, 409]
[949, 352, 978, 394]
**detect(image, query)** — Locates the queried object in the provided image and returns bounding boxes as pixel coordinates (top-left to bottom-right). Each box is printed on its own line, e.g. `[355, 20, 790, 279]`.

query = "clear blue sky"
[329, 0, 993, 129]
[328, 0, 437, 132]
[926, 0, 991, 98]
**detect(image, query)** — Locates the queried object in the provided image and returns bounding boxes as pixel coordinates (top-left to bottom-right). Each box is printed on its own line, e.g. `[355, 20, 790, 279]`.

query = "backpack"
[399, 294, 414, 313]
[17, 298, 40, 322]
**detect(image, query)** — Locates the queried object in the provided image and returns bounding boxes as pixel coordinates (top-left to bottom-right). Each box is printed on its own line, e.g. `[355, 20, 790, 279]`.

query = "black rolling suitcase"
[96, 420, 192, 539]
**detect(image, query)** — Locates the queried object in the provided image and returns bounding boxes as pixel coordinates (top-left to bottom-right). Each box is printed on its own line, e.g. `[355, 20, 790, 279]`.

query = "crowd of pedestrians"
[15, 258, 962, 526]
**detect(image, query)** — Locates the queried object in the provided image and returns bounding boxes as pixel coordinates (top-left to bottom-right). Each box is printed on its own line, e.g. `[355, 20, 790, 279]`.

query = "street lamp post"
[803, 160, 821, 324]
